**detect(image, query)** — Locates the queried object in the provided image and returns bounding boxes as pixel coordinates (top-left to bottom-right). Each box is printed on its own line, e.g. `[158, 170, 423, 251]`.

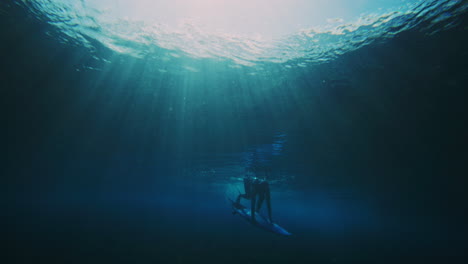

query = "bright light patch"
[25, 0, 464, 66]
[78, 0, 392, 38]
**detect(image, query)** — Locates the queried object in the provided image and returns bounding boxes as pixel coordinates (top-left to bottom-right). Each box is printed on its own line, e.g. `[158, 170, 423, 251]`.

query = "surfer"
[235, 173, 273, 223]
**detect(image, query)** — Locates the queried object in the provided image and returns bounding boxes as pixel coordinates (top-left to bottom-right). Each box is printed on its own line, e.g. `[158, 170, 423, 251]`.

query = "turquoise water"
[2, 0, 468, 263]
[20, 0, 466, 67]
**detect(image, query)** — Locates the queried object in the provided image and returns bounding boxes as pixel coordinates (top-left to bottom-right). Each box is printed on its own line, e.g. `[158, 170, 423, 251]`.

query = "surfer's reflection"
[235, 169, 273, 223]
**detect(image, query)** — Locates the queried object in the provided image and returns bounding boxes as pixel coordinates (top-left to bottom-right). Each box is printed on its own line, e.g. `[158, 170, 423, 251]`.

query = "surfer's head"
[253, 177, 262, 185]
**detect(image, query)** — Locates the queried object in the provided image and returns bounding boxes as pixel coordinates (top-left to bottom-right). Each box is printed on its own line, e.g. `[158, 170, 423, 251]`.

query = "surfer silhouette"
[235, 169, 273, 223]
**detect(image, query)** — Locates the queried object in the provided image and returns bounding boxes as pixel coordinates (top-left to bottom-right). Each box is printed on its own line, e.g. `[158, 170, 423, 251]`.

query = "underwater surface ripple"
[14, 0, 468, 68]
[1, 1, 468, 263]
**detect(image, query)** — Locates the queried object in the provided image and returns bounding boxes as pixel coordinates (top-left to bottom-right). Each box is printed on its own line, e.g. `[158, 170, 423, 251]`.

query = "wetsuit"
[236, 177, 272, 223]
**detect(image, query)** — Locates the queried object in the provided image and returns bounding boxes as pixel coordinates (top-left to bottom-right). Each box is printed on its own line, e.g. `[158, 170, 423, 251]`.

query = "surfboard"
[230, 199, 292, 236]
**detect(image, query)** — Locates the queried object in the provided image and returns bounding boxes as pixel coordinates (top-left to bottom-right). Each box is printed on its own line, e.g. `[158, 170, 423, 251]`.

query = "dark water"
[2, 1, 468, 263]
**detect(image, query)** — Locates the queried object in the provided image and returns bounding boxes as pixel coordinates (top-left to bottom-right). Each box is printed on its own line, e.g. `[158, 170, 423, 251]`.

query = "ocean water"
[1, 0, 467, 263]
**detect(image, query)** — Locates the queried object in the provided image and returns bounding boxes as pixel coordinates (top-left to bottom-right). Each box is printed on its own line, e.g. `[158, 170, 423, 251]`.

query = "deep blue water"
[1, 1, 468, 263]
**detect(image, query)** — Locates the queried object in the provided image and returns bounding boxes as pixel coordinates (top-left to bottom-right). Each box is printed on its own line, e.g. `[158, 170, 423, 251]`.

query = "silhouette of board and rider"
[233, 165, 273, 224]
[231, 141, 291, 235]
[231, 164, 291, 235]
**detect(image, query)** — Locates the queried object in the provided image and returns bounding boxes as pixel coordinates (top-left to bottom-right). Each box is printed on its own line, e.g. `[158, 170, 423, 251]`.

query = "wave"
[15, 0, 468, 67]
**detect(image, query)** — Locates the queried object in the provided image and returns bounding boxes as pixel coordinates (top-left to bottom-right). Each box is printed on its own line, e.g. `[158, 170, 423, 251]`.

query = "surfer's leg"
[236, 193, 250, 204]
[265, 184, 272, 223]
[256, 192, 265, 212]
[251, 195, 257, 222]
[236, 194, 241, 204]
[235, 194, 243, 204]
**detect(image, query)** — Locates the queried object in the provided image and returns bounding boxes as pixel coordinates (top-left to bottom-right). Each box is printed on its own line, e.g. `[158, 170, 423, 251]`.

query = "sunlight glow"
[85, 0, 355, 38]
[27, 0, 460, 67]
